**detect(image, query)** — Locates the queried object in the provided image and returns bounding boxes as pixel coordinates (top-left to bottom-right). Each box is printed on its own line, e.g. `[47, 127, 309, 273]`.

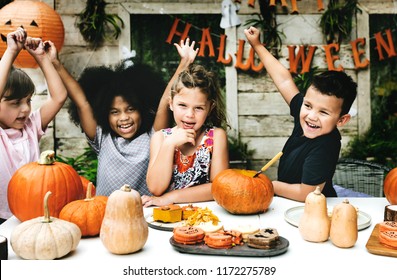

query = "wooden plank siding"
[21, 0, 392, 179]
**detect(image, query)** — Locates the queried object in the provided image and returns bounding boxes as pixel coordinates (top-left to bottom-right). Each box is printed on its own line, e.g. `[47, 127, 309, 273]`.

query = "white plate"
[145, 213, 183, 231]
[284, 206, 372, 231]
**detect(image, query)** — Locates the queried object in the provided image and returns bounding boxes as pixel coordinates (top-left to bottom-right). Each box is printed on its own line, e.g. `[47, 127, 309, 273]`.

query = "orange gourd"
[59, 182, 108, 237]
[384, 167, 397, 205]
[7, 150, 84, 222]
[211, 169, 274, 214]
[80, 175, 96, 197]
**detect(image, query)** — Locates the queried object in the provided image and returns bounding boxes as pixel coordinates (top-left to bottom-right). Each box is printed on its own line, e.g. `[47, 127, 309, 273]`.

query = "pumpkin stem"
[38, 150, 56, 165]
[84, 182, 94, 201]
[343, 198, 350, 204]
[314, 186, 322, 195]
[42, 191, 53, 223]
[120, 184, 131, 192]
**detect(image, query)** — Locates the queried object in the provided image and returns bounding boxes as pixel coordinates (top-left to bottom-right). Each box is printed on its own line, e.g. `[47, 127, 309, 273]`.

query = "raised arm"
[0, 28, 25, 100]
[153, 38, 199, 131]
[24, 38, 67, 131]
[46, 41, 97, 140]
[244, 26, 299, 105]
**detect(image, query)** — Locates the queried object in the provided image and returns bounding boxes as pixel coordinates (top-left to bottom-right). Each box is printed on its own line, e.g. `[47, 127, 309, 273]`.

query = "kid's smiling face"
[108, 96, 141, 139]
[300, 86, 348, 139]
[170, 87, 212, 132]
[0, 94, 32, 129]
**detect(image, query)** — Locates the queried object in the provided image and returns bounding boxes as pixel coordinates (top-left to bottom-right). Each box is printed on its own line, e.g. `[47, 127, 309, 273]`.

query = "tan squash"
[100, 184, 148, 254]
[330, 199, 358, 248]
[298, 186, 330, 242]
[10, 191, 81, 260]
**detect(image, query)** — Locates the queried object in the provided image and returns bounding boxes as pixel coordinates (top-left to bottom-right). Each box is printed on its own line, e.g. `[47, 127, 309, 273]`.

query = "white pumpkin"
[10, 191, 81, 260]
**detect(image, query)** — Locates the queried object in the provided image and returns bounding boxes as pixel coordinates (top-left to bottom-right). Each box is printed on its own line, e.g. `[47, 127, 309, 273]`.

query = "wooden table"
[1, 197, 395, 279]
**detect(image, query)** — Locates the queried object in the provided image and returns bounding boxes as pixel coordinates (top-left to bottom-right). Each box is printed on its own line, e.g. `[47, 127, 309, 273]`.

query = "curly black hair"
[68, 62, 166, 136]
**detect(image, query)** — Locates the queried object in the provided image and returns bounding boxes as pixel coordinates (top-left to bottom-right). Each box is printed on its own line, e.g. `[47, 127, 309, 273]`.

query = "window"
[130, 14, 225, 88]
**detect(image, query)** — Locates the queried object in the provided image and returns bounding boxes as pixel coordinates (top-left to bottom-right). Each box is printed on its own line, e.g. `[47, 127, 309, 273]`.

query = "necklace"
[180, 153, 190, 165]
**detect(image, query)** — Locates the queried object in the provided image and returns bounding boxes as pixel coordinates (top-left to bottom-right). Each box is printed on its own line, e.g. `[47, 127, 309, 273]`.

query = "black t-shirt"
[277, 93, 339, 197]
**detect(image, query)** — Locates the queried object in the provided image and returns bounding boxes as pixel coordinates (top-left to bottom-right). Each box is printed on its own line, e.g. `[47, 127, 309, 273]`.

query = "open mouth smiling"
[119, 124, 132, 129]
[306, 121, 320, 129]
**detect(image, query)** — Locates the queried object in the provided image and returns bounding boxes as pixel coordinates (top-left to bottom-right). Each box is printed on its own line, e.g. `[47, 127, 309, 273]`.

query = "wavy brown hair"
[171, 64, 228, 130]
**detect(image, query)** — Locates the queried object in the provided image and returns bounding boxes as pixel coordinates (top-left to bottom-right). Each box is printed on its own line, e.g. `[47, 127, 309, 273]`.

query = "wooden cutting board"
[366, 224, 397, 257]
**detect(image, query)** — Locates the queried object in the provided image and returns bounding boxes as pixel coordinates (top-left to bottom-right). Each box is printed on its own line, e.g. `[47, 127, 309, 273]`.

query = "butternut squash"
[330, 199, 358, 248]
[298, 186, 330, 242]
[100, 184, 148, 254]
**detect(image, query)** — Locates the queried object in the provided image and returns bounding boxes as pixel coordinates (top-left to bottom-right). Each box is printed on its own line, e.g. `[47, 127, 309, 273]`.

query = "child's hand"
[244, 26, 261, 46]
[43, 40, 60, 65]
[141, 195, 173, 208]
[25, 37, 48, 61]
[167, 127, 196, 147]
[25, 37, 44, 52]
[6, 27, 26, 52]
[174, 38, 199, 64]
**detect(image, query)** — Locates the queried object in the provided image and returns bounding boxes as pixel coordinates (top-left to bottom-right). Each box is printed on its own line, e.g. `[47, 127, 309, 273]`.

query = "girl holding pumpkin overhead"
[0, 27, 67, 223]
[49, 39, 199, 197]
[142, 64, 229, 207]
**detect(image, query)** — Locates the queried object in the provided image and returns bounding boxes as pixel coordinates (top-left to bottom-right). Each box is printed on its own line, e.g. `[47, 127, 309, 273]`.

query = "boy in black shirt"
[244, 26, 357, 202]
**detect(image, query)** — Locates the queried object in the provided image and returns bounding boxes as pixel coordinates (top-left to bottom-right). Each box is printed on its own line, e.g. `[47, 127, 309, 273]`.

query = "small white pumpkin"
[10, 191, 81, 260]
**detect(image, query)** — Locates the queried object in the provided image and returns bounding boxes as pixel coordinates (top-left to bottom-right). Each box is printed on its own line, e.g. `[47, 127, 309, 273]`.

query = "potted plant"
[76, 0, 124, 47]
[319, 0, 358, 44]
[228, 134, 255, 170]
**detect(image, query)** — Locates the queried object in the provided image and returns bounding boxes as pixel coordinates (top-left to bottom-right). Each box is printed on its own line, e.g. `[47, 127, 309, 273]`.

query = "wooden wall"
[17, 0, 392, 179]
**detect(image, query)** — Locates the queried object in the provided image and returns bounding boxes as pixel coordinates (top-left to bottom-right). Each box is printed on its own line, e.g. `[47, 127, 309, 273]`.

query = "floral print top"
[161, 127, 214, 190]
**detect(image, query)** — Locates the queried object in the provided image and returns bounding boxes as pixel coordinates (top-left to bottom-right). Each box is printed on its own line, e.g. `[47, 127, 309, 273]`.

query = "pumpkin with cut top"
[211, 169, 274, 214]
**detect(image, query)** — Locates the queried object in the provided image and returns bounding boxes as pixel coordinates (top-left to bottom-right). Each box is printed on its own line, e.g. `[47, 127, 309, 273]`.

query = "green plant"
[228, 134, 255, 164]
[342, 116, 397, 169]
[342, 12, 397, 169]
[319, 0, 358, 44]
[76, 0, 124, 47]
[56, 147, 98, 185]
[244, 0, 284, 57]
[293, 67, 321, 93]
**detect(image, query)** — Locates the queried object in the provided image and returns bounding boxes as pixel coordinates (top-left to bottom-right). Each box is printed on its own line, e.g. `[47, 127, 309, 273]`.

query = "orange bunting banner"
[166, 17, 395, 74]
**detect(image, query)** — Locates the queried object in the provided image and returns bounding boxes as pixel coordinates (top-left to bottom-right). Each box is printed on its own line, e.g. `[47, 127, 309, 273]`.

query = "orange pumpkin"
[80, 176, 96, 197]
[59, 182, 108, 237]
[211, 169, 274, 214]
[384, 167, 397, 205]
[0, 0, 64, 68]
[8, 150, 84, 222]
